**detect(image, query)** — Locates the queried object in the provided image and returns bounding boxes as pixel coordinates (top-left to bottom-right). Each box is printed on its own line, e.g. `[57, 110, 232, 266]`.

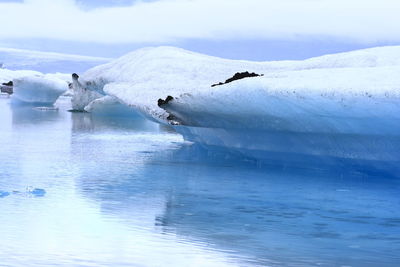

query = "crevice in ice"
[211, 71, 263, 87]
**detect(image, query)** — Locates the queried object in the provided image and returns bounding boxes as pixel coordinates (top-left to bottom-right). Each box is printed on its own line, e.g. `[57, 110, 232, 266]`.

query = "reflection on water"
[11, 104, 61, 125]
[0, 98, 399, 267]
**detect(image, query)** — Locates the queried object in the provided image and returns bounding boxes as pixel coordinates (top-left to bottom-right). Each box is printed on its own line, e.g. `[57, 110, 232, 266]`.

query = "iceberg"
[71, 46, 400, 168]
[12, 75, 69, 105]
[1, 67, 72, 105]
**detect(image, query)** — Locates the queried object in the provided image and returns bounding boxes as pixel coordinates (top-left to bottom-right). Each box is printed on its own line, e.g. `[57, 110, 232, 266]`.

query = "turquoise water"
[0, 97, 399, 267]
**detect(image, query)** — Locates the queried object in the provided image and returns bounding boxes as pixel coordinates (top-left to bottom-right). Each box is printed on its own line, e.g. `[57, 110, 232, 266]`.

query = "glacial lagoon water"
[0, 96, 399, 267]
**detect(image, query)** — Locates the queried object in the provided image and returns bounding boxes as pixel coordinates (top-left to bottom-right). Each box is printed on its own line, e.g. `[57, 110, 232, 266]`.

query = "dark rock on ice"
[2, 81, 13, 86]
[68, 109, 88, 113]
[1, 80, 13, 94]
[211, 71, 263, 87]
[158, 95, 174, 107]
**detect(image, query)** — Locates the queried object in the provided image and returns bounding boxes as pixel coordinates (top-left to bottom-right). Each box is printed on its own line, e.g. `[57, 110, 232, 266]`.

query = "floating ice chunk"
[27, 188, 46, 197]
[34, 106, 59, 111]
[12, 75, 68, 105]
[0, 189, 46, 198]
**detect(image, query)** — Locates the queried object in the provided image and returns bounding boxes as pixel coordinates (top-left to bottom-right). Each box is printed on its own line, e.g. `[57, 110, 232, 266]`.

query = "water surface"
[0, 97, 399, 267]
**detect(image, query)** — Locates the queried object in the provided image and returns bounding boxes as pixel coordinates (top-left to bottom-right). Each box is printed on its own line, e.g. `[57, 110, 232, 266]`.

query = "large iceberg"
[71, 46, 400, 169]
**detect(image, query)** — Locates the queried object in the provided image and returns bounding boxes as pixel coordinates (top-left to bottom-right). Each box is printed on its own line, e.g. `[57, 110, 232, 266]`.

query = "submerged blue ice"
[0, 191, 10, 198]
[0, 97, 399, 267]
[0, 188, 46, 198]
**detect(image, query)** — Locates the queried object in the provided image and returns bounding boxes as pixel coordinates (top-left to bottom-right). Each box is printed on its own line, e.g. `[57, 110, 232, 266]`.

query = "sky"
[1, 0, 400, 60]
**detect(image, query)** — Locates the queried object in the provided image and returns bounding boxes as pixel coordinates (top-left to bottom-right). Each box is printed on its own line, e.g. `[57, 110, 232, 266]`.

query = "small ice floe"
[335, 189, 350, 192]
[33, 106, 59, 111]
[1, 187, 46, 198]
[25, 187, 46, 197]
[11, 75, 68, 105]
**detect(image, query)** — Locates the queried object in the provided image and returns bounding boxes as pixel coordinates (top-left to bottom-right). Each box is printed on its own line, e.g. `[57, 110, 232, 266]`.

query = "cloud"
[1, 0, 399, 44]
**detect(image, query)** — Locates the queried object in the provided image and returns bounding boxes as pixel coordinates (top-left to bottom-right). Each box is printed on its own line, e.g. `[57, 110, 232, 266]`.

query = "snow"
[12, 75, 69, 105]
[74, 46, 274, 119]
[0, 68, 41, 84]
[163, 66, 400, 133]
[73, 46, 400, 121]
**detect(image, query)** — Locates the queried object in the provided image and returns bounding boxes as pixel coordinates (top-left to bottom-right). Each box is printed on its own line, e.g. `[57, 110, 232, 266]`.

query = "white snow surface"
[166, 66, 400, 132]
[70, 45, 400, 129]
[12, 75, 69, 105]
[0, 68, 41, 84]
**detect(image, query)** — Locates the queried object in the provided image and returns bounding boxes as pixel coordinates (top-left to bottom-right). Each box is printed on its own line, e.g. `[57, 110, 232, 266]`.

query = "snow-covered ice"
[72, 46, 400, 120]
[163, 66, 400, 132]
[0, 68, 41, 84]
[72, 46, 274, 119]
[12, 75, 69, 105]
[1, 66, 74, 105]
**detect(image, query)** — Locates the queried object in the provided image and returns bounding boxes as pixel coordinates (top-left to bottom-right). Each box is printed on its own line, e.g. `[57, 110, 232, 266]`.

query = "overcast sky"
[1, 0, 399, 59]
